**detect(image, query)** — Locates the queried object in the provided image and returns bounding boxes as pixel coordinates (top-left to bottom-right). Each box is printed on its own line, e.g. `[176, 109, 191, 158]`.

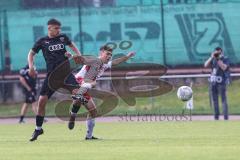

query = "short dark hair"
[215, 47, 222, 51]
[47, 18, 61, 26]
[100, 45, 113, 52]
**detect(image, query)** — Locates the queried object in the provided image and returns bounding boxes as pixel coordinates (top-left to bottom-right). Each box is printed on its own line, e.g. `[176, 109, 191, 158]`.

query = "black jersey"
[19, 65, 37, 91]
[32, 34, 72, 72]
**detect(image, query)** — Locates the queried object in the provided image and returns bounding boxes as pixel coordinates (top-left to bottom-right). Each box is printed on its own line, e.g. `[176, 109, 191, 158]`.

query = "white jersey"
[75, 60, 112, 80]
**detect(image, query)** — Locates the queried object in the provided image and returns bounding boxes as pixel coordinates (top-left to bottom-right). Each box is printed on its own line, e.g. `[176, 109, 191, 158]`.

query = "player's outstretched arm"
[112, 51, 135, 66]
[28, 49, 36, 77]
[68, 42, 82, 56]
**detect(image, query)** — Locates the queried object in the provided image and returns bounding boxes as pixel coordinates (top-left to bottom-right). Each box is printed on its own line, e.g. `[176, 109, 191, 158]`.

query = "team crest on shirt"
[60, 37, 65, 42]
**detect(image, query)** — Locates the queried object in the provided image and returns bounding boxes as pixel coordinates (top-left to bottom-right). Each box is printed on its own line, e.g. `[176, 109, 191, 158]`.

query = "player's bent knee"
[39, 95, 48, 102]
[72, 89, 78, 95]
[89, 109, 97, 118]
[38, 96, 48, 110]
[38, 100, 46, 108]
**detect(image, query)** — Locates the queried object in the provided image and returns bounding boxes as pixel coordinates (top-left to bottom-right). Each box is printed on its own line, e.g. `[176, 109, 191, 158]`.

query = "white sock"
[70, 111, 77, 117]
[35, 126, 42, 130]
[86, 118, 95, 138]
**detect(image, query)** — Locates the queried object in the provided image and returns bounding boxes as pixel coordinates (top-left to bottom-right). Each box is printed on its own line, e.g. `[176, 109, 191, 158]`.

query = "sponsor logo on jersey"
[48, 44, 64, 51]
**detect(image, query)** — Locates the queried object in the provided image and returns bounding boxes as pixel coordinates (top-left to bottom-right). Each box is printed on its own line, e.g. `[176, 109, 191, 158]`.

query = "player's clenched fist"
[73, 55, 85, 64]
[127, 51, 136, 58]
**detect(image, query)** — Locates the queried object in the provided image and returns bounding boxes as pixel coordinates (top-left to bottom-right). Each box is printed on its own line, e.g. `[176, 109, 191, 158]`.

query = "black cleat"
[68, 115, 76, 130]
[71, 94, 88, 105]
[85, 136, 99, 140]
[29, 129, 44, 141]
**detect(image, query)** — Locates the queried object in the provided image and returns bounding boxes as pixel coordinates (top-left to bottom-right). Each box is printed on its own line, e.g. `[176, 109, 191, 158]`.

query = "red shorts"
[76, 77, 92, 100]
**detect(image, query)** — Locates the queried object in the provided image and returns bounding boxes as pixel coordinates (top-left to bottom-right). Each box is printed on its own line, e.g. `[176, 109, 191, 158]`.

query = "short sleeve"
[63, 34, 72, 45]
[32, 38, 43, 53]
[105, 61, 112, 69]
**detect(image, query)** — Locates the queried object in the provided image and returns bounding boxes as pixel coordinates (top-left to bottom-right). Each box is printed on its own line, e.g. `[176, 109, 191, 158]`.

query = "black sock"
[36, 115, 44, 128]
[71, 105, 80, 114]
[20, 116, 24, 121]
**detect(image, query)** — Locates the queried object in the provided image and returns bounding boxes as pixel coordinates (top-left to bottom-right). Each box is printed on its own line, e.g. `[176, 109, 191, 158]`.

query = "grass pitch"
[2, 79, 240, 118]
[0, 121, 239, 160]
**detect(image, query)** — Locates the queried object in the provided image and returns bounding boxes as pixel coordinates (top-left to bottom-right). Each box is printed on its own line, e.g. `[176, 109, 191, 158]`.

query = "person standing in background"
[204, 47, 230, 120]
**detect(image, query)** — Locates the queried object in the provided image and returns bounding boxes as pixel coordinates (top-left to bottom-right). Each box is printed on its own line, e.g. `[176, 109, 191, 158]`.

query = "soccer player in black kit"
[28, 18, 82, 141]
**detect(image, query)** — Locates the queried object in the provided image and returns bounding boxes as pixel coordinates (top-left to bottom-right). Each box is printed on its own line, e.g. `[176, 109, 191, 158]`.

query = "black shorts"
[40, 74, 55, 99]
[40, 72, 78, 99]
[24, 89, 36, 104]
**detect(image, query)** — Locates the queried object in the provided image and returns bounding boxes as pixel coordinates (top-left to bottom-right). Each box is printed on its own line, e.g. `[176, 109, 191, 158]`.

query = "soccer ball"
[177, 86, 193, 101]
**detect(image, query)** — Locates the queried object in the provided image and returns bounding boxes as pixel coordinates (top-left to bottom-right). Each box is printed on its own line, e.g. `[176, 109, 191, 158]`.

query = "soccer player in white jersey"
[69, 45, 135, 140]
